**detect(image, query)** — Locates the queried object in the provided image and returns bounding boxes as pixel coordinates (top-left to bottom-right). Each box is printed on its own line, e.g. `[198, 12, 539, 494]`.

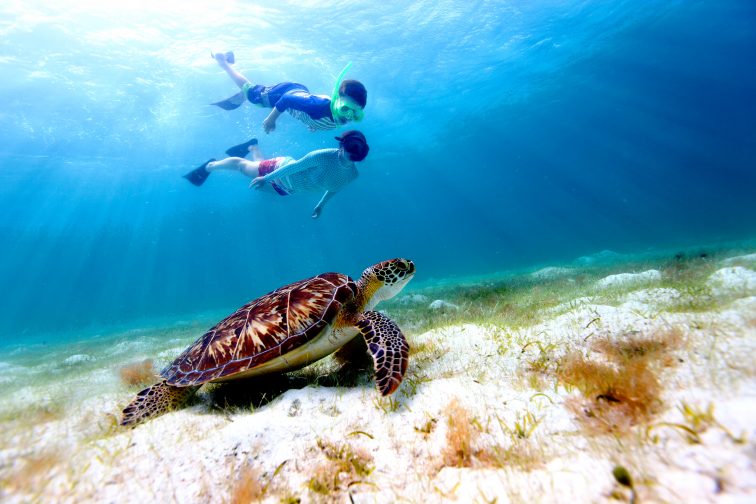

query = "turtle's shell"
[162, 273, 357, 386]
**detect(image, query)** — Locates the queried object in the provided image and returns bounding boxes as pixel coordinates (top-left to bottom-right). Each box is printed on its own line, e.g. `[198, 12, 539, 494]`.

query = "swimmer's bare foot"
[225, 138, 258, 158]
[248, 145, 262, 161]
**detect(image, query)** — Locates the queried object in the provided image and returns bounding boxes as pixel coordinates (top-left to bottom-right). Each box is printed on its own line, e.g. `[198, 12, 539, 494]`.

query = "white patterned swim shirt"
[264, 148, 358, 194]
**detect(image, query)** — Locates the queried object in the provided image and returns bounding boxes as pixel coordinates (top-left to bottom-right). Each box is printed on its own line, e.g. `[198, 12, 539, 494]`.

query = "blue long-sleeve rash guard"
[274, 92, 333, 120]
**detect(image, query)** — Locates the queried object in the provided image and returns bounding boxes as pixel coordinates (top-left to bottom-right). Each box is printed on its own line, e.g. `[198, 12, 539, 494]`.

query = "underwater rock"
[596, 270, 661, 289]
[721, 253, 756, 266]
[706, 266, 756, 297]
[64, 354, 93, 365]
[429, 299, 460, 311]
[529, 266, 574, 280]
[397, 293, 429, 305]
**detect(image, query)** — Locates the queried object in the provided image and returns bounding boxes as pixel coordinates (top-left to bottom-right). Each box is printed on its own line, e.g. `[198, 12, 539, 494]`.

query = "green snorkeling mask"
[330, 62, 364, 123]
[332, 96, 364, 122]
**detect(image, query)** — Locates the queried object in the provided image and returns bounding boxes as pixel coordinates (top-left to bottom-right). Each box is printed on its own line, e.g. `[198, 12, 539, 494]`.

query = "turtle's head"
[358, 258, 416, 310]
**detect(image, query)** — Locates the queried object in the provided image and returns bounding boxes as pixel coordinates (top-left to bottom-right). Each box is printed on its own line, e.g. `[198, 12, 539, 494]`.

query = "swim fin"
[225, 138, 258, 158]
[183, 159, 215, 186]
[209, 50, 235, 64]
[211, 91, 246, 110]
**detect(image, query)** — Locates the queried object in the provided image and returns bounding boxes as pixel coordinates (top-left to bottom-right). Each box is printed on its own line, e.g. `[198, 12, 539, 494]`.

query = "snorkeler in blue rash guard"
[210, 51, 367, 133]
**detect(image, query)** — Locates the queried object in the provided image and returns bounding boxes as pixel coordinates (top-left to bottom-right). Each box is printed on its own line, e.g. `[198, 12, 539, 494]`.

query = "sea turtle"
[121, 258, 415, 426]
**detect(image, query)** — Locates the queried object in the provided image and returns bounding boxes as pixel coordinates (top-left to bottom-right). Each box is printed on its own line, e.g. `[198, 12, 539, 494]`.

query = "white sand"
[1, 261, 755, 503]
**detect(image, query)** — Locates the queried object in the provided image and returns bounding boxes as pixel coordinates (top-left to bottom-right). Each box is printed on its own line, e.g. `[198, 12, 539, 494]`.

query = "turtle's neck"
[355, 273, 381, 313]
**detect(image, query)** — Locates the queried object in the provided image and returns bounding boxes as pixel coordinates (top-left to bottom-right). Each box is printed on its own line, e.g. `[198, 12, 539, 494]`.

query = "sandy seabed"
[1, 251, 755, 503]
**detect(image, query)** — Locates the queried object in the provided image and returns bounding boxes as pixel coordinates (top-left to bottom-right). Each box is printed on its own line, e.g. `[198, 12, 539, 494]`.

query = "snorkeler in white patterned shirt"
[183, 131, 369, 220]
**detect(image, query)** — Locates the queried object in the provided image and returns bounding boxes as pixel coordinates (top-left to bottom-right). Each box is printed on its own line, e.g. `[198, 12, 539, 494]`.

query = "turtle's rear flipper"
[356, 311, 409, 396]
[120, 381, 198, 426]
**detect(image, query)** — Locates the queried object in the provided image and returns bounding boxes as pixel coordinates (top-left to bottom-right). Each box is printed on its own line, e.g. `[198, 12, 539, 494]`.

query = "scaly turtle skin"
[121, 258, 415, 426]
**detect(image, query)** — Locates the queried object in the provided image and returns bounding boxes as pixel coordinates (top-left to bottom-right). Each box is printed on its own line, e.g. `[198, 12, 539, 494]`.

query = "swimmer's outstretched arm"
[263, 108, 282, 134]
[312, 191, 336, 219]
[262, 92, 324, 134]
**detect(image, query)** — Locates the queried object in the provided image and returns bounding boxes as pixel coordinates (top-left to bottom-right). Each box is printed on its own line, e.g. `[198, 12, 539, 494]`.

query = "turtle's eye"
[396, 261, 408, 271]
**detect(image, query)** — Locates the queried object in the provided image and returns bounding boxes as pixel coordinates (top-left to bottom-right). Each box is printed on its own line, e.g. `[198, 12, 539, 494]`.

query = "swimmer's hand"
[249, 176, 265, 189]
[262, 109, 281, 134]
[311, 206, 322, 219]
[262, 116, 276, 133]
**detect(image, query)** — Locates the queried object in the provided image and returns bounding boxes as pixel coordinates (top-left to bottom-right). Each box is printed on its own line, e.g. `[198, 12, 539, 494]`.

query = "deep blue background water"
[1, 0, 755, 341]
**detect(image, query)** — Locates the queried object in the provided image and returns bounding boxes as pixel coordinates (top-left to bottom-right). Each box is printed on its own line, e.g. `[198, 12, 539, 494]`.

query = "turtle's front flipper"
[120, 381, 198, 426]
[356, 311, 409, 396]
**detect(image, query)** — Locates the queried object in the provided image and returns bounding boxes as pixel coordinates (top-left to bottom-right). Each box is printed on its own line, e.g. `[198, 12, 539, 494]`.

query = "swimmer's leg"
[213, 53, 249, 89]
[224, 138, 259, 158]
[211, 53, 254, 110]
[206, 158, 261, 178]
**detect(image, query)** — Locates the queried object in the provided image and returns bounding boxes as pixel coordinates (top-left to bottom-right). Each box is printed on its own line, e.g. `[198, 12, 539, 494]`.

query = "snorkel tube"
[330, 62, 364, 123]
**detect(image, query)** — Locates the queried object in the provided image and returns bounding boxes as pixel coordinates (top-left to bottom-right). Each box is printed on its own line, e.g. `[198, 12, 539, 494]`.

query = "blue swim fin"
[225, 138, 258, 158]
[183, 159, 215, 186]
[211, 91, 246, 110]
[209, 50, 235, 64]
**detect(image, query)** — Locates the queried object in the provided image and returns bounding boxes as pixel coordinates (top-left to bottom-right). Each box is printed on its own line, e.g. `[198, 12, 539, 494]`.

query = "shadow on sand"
[200, 361, 374, 414]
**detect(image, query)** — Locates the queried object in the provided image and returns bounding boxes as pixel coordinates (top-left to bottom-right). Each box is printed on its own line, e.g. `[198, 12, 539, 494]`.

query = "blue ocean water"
[1, 0, 755, 343]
